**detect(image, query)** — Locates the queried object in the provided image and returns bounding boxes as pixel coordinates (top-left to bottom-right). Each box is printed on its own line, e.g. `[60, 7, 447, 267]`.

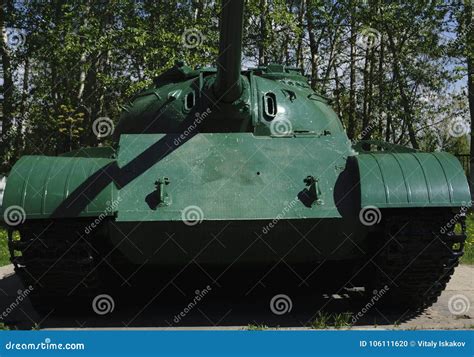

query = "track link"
[372, 210, 467, 311]
[9, 220, 103, 299]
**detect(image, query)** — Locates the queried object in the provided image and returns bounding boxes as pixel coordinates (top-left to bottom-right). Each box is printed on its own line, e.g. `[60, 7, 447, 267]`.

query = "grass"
[332, 313, 352, 329]
[310, 311, 352, 329]
[461, 213, 474, 264]
[246, 324, 269, 331]
[310, 311, 331, 329]
[0, 229, 9, 267]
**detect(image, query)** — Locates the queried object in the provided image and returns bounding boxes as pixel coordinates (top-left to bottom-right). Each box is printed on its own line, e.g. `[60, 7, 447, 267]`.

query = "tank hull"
[2, 133, 469, 267]
[107, 218, 368, 265]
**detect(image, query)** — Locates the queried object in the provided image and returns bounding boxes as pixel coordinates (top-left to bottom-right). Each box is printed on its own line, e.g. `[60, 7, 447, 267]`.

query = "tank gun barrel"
[213, 0, 245, 103]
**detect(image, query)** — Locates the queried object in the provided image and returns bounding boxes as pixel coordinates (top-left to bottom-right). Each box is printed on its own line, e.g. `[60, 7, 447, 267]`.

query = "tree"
[0, 0, 471, 172]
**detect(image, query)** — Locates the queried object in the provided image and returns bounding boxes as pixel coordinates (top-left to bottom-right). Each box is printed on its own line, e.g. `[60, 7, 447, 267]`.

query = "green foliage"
[0, 0, 472, 171]
[246, 324, 270, 330]
[0, 229, 9, 267]
[462, 213, 474, 264]
[310, 311, 331, 329]
[0, 0, 221, 170]
[310, 311, 352, 329]
[56, 105, 86, 151]
[332, 313, 352, 329]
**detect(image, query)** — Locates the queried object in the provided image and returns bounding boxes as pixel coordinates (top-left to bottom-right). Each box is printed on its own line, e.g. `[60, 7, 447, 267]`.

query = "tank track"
[7, 211, 467, 315]
[8, 220, 102, 300]
[371, 210, 467, 311]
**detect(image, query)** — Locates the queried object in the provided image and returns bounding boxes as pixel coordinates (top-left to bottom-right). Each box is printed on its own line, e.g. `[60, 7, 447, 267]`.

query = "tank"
[0, 0, 470, 314]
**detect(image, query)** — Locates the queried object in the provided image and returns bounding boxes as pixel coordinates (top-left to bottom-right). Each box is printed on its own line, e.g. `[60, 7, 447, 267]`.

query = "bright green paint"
[357, 152, 470, 208]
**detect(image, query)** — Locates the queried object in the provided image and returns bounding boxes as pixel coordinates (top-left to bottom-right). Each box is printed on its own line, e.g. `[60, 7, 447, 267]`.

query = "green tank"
[1, 0, 470, 314]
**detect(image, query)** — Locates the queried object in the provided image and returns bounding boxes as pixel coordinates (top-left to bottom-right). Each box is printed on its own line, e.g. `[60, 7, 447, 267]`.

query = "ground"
[0, 264, 472, 330]
[0, 215, 472, 330]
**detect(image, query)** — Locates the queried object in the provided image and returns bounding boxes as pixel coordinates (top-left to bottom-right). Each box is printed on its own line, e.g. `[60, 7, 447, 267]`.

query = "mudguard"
[0, 155, 117, 221]
[356, 152, 471, 208]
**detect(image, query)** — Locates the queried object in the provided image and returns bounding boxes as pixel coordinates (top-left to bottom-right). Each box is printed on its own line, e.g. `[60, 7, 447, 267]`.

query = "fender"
[0, 155, 117, 221]
[355, 152, 471, 208]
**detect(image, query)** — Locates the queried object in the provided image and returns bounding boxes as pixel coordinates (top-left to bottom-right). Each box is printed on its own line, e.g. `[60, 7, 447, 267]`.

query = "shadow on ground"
[0, 264, 417, 330]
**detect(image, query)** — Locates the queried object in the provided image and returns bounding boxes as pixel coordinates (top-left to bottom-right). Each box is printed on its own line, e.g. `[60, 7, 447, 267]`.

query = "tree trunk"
[378, 36, 390, 142]
[258, 0, 268, 65]
[0, 0, 14, 170]
[387, 32, 419, 149]
[14, 56, 29, 159]
[306, 1, 318, 89]
[192, 0, 203, 21]
[362, 46, 370, 135]
[77, 1, 91, 103]
[347, 1, 357, 140]
[333, 62, 342, 118]
[295, 0, 306, 70]
[364, 46, 375, 140]
[466, 0, 474, 194]
[77, 52, 87, 102]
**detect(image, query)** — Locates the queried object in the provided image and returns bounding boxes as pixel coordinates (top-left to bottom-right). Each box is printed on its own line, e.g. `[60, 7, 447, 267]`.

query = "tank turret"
[113, 0, 344, 136]
[114, 0, 251, 135]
